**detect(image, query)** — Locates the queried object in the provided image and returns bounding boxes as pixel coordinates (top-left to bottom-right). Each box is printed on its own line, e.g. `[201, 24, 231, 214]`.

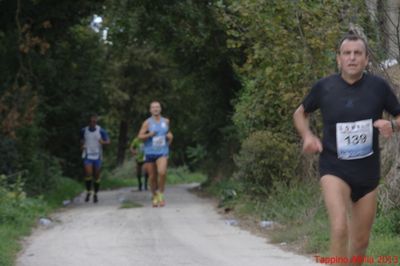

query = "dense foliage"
[103, 0, 241, 172]
[1, 0, 399, 209]
[0, 0, 108, 194]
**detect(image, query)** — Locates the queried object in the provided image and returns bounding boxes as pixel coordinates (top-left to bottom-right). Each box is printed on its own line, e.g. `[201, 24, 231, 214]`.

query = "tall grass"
[205, 178, 400, 258]
[0, 177, 82, 266]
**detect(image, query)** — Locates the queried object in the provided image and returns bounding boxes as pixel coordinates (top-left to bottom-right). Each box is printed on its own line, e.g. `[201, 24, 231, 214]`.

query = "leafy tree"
[0, 0, 107, 192]
[103, 0, 241, 174]
[216, 0, 344, 138]
[215, 0, 349, 188]
[36, 24, 109, 177]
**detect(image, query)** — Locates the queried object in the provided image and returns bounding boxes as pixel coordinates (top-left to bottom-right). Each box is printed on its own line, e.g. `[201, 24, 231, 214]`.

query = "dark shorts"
[83, 158, 102, 169]
[320, 164, 379, 203]
[144, 154, 168, 163]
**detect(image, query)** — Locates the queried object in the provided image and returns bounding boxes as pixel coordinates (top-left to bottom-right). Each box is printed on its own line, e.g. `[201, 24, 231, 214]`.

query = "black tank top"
[302, 73, 400, 180]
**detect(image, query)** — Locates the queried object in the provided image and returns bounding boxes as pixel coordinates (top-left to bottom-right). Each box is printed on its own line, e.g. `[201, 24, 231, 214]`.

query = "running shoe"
[152, 194, 159, 207]
[158, 192, 165, 207]
[85, 193, 91, 202]
[93, 194, 98, 203]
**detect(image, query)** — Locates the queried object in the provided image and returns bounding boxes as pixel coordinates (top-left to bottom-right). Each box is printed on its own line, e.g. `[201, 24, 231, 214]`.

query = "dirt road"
[17, 184, 318, 266]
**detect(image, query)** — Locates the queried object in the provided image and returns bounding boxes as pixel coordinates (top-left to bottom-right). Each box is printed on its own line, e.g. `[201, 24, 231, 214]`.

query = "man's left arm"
[374, 84, 400, 137]
[167, 131, 173, 145]
[374, 115, 400, 138]
[376, 82, 400, 137]
[99, 128, 111, 145]
[166, 119, 173, 145]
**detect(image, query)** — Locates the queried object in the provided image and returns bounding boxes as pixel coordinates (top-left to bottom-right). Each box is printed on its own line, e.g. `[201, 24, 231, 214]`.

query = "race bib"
[336, 119, 373, 160]
[152, 136, 166, 148]
[86, 147, 101, 160]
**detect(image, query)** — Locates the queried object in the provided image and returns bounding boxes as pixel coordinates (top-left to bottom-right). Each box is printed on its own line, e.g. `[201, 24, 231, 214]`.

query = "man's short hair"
[89, 113, 98, 119]
[337, 31, 369, 56]
[150, 101, 161, 107]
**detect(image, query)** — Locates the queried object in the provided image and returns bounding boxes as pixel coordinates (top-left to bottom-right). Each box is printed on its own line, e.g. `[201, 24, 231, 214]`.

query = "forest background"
[1, 0, 400, 263]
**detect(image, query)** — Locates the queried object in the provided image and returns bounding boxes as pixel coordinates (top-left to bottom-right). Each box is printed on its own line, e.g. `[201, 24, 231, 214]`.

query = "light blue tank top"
[144, 116, 169, 155]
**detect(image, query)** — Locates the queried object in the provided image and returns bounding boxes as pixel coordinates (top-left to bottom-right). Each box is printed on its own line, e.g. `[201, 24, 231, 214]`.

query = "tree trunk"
[367, 0, 400, 59]
[385, 0, 400, 59]
[116, 119, 128, 166]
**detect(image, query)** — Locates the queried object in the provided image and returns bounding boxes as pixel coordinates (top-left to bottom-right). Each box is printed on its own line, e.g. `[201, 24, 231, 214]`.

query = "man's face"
[337, 39, 369, 78]
[150, 102, 161, 116]
[89, 116, 97, 128]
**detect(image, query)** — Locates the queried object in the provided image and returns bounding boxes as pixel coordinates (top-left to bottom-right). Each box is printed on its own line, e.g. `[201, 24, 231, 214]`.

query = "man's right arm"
[293, 105, 323, 154]
[138, 120, 155, 141]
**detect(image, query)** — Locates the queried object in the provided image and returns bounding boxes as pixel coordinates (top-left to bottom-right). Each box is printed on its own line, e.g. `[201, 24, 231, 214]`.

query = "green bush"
[0, 174, 46, 226]
[22, 153, 64, 196]
[203, 177, 245, 209]
[373, 207, 400, 235]
[261, 179, 324, 224]
[0, 136, 20, 175]
[0, 174, 82, 266]
[233, 130, 300, 194]
[0, 174, 26, 224]
[42, 177, 83, 208]
[186, 144, 207, 169]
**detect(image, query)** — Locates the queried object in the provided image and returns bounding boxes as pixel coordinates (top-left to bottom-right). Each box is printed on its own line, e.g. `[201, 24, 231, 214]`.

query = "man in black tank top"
[293, 33, 400, 263]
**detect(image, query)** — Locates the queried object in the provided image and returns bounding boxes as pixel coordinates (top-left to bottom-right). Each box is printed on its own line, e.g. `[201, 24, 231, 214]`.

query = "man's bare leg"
[156, 157, 168, 193]
[93, 166, 101, 203]
[348, 189, 377, 266]
[321, 175, 352, 265]
[145, 162, 158, 206]
[156, 156, 168, 206]
[84, 164, 93, 202]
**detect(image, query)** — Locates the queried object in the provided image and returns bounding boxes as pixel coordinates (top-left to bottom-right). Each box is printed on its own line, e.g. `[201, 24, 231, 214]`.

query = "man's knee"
[331, 222, 348, 241]
[84, 167, 93, 176]
[350, 234, 370, 252]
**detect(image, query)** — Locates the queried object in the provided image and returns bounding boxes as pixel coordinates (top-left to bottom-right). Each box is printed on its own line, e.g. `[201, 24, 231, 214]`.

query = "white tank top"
[82, 125, 102, 160]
